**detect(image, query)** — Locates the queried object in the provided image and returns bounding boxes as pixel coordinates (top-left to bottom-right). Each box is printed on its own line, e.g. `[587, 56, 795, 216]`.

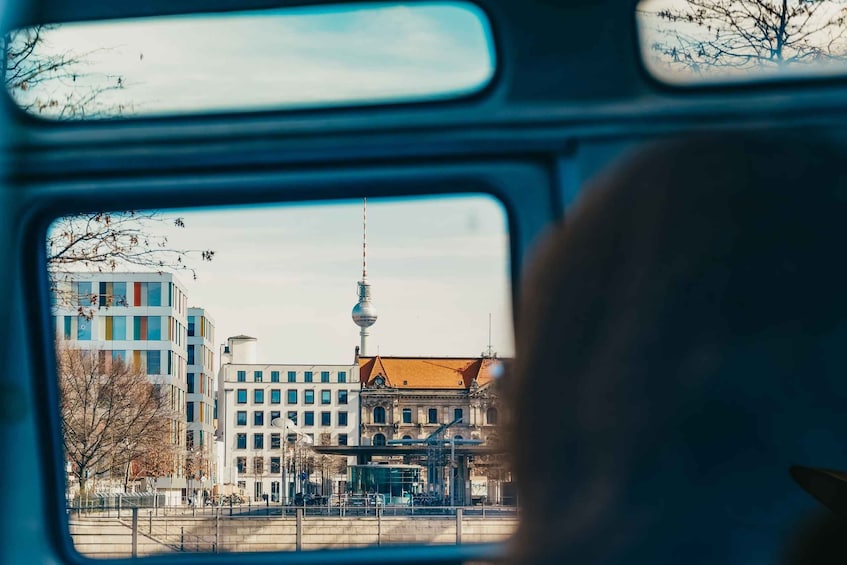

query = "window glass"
[403, 408, 412, 423]
[321, 371, 330, 383]
[254, 411, 264, 426]
[304, 390, 314, 404]
[637, 0, 847, 85]
[338, 434, 348, 446]
[237, 389, 247, 404]
[236, 434, 247, 449]
[287, 371, 296, 383]
[254, 389, 264, 404]
[321, 390, 331, 404]
[304, 371, 313, 383]
[304, 412, 314, 426]
[428, 408, 438, 424]
[236, 411, 247, 426]
[287, 390, 297, 404]
[271, 371, 280, 382]
[338, 390, 348, 405]
[237, 370, 246, 382]
[338, 411, 348, 426]
[253, 434, 264, 449]
[271, 389, 281, 404]
[7, 3, 496, 119]
[338, 371, 347, 383]
[321, 411, 331, 426]
[254, 370, 263, 382]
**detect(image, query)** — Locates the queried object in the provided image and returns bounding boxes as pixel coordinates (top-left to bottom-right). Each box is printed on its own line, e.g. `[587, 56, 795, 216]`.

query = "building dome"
[352, 300, 378, 327]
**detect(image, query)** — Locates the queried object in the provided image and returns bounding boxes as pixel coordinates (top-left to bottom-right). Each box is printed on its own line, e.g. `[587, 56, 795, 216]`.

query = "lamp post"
[271, 418, 291, 505]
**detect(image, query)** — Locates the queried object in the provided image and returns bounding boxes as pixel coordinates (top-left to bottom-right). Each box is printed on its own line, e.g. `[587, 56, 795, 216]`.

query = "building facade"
[186, 307, 216, 497]
[53, 272, 193, 505]
[217, 336, 360, 503]
[358, 355, 506, 504]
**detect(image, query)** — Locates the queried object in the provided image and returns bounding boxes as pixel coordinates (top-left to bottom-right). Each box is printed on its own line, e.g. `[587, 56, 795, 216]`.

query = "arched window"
[373, 406, 386, 424]
[373, 433, 386, 446]
[453, 435, 463, 441]
[402, 435, 412, 440]
[486, 407, 498, 425]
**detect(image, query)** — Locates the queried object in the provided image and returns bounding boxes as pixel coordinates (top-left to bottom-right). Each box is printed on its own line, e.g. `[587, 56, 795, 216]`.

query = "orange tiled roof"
[359, 356, 495, 389]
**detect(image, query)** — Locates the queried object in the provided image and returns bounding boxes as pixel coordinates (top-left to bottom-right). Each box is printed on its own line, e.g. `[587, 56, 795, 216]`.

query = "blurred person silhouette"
[506, 135, 847, 564]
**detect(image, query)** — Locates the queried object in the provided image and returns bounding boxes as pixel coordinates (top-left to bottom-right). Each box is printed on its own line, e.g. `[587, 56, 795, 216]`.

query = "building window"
[271, 433, 281, 449]
[321, 371, 330, 383]
[237, 370, 246, 382]
[287, 371, 296, 383]
[402, 408, 412, 424]
[321, 411, 331, 426]
[254, 389, 264, 404]
[271, 389, 281, 404]
[338, 434, 348, 446]
[287, 411, 298, 425]
[270, 457, 281, 474]
[77, 319, 91, 340]
[75, 281, 93, 306]
[254, 370, 263, 382]
[270, 410, 281, 422]
[254, 411, 264, 426]
[271, 371, 280, 383]
[236, 457, 246, 473]
[402, 435, 412, 440]
[236, 411, 247, 426]
[236, 434, 247, 449]
[338, 411, 348, 426]
[304, 371, 313, 383]
[187, 345, 195, 365]
[254, 434, 264, 449]
[187, 373, 195, 393]
[454, 408, 463, 423]
[320, 390, 331, 405]
[187, 316, 195, 336]
[373, 434, 386, 446]
[338, 371, 347, 383]
[254, 457, 264, 475]
[304, 412, 314, 426]
[287, 390, 297, 404]
[486, 407, 498, 425]
[146, 350, 161, 374]
[374, 406, 386, 424]
[304, 390, 314, 405]
[186, 402, 194, 423]
[237, 389, 247, 404]
[338, 390, 348, 405]
[428, 408, 438, 424]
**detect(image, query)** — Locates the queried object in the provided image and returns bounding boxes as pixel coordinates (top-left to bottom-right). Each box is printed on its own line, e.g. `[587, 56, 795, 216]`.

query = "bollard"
[148, 510, 152, 535]
[295, 508, 303, 551]
[456, 508, 463, 544]
[180, 526, 184, 552]
[377, 506, 382, 546]
[215, 512, 220, 553]
[131, 507, 138, 558]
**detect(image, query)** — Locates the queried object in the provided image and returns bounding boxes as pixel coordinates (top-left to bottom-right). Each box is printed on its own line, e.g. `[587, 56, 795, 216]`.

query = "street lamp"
[272, 417, 313, 505]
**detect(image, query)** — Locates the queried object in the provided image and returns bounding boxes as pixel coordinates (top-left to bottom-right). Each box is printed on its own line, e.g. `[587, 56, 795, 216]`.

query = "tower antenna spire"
[352, 197, 377, 355]
[363, 197, 367, 280]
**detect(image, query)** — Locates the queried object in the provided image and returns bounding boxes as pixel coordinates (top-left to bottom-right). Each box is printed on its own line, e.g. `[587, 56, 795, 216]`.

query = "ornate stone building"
[358, 354, 508, 503]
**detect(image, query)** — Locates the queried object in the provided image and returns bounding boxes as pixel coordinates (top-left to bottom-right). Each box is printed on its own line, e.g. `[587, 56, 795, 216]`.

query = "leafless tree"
[49, 212, 215, 309]
[3, 25, 131, 118]
[58, 346, 174, 493]
[642, 0, 847, 76]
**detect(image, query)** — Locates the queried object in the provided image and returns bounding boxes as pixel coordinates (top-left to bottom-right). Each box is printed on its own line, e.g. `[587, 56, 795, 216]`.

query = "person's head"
[507, 135, 847, 564]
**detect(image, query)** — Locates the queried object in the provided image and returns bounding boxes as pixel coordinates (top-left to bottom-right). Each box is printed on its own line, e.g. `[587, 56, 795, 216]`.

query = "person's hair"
[507, 135, 847, 563]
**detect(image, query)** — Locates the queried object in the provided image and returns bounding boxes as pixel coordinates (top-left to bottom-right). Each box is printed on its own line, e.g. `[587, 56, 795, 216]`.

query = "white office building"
[53, 272, 193, 505]
[186, 307, 216, 498]
[217, 335, 359, 503]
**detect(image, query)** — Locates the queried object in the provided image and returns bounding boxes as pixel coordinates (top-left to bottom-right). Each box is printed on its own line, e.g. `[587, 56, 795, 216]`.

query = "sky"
[29, 3, 512, 364]
[62, 196, 515, 366]
[15, 2, 495, 117]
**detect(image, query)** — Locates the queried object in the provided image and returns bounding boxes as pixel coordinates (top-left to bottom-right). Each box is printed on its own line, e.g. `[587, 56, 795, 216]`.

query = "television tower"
[352, 198, 377, 356]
